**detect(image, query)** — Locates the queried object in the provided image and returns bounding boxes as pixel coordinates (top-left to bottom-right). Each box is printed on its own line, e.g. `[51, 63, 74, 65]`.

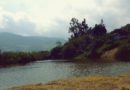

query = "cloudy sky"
[0, 0, 129, 38]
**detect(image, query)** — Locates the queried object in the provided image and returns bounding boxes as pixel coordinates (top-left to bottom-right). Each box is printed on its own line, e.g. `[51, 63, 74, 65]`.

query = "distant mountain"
[0, 32, 65, 52]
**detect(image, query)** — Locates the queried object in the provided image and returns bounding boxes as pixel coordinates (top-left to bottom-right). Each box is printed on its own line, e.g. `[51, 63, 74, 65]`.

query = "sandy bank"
[6, 74, 130, 90]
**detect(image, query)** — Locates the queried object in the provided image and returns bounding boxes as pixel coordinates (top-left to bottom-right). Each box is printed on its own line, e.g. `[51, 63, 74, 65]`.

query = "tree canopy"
[69, 18, 107, 38]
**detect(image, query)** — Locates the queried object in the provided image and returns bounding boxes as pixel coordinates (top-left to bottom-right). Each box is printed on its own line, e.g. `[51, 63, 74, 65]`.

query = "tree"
[69, 18, 79, 37]
[69, 18, 89, 38]
[82, 18, 88, 33]
[115, 46, 130, 61]
[56, 41, 62, 47]
[50, 46, 62, 59]
[91, 19, 107, 37]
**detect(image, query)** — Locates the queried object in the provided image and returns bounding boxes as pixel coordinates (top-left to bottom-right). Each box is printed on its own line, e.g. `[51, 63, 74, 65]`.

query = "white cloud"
[0, 8, 39, 36]
[0, 0, 129, 38]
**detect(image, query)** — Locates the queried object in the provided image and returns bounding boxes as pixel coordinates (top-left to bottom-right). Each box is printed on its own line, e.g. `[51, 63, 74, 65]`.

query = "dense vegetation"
[0, 18, 130, 66]
[0, 51, 49, 66]
[50, 18, 130, 61]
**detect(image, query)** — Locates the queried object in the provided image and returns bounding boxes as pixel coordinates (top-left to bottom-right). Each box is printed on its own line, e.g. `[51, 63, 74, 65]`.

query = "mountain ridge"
[0, 32, 65, 52]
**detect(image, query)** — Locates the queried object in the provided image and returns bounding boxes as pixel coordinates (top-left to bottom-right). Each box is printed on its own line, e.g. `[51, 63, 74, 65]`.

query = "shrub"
[50, 46, 62, 59]
[115, 46, 130, 61]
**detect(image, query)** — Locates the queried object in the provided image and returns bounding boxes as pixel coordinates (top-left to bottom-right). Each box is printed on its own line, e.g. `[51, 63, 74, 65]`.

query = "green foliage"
[91, 24, 107, 37]
[69, 18, 107, 38]
[50, 46, 62, 59]
[0, 51, 49, 66]
[1, 18, 130, 66]
[115, 45, 130, 61]
[74, 53, 87, 61]
[31, 51, 49, 60]
[62, 44, 77, 59]
[69, 18, 88, 37]
[49, 18, 130, 62]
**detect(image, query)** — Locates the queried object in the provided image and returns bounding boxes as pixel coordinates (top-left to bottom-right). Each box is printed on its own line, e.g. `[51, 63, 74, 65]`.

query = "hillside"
[0, 32, 65, 52]
[50, 18, 130, 61]
[0, 19, 130, 66]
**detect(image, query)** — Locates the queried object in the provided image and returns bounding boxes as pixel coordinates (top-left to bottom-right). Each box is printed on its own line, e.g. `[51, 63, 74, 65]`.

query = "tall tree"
[69, 18, 89, 38]
[91, 19, 107, 37]
[69, 18, 79, 37]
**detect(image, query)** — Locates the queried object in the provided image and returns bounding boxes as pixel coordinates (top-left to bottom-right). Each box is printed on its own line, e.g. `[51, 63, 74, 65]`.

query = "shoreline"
[6, 74, 130, 90]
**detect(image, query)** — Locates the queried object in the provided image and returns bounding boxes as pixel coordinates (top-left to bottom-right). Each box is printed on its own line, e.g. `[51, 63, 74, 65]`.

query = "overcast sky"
[0, 0, 129, 38]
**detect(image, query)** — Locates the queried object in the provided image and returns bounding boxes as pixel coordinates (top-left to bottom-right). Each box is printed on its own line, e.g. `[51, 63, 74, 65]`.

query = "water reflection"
[68, 61, 130, 76]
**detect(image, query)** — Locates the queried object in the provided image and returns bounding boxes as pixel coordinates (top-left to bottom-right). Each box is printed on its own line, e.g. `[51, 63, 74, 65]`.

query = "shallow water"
[1, 60, 130, 89]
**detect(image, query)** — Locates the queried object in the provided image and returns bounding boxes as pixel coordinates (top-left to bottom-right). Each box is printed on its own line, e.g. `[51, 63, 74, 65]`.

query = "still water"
[1, 60, 130, 89]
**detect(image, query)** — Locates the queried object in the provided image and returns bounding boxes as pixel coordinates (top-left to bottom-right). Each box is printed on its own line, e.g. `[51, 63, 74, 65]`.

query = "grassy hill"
[50, 19, 130, 61]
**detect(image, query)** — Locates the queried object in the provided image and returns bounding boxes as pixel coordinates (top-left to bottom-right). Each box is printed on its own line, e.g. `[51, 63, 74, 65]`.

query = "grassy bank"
[0, 51, 49, 66]
[6, 74, 130, 90]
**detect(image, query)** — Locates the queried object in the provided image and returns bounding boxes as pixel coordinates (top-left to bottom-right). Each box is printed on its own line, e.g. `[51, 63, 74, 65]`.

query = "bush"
[115, 46, 130, 61]
[62, 44, 77, 59]
[50, 46, 62, 59]
[87, 50, 100, 59]
[0, 51, 49, 66]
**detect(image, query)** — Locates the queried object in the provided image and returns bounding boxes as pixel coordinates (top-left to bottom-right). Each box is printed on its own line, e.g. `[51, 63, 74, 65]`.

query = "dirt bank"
[101, 48, 118, 61]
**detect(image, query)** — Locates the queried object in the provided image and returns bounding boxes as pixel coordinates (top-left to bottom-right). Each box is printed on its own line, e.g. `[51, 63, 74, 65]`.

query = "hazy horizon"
[0, 0, 130, 39]
[0, 32, 66, 39]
